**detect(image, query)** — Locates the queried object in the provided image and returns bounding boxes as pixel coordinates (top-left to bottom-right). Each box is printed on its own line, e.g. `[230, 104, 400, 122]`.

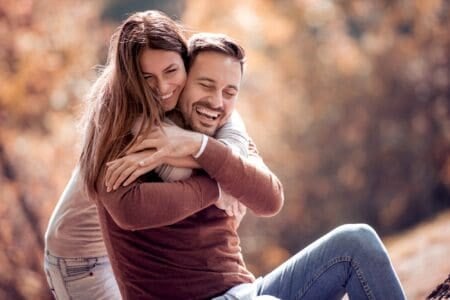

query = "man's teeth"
[196, 107, 220, 120]
[161, 91, 174, 100]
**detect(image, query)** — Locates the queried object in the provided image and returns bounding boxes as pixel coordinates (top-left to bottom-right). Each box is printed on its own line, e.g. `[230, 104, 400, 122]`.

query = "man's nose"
[209, 91, 223, 109]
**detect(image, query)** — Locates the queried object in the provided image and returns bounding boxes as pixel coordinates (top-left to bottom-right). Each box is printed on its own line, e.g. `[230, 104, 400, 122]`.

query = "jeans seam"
[349, 259, 375, 300]
[295, 256, 351, 299]
[294, 256, 376, 300]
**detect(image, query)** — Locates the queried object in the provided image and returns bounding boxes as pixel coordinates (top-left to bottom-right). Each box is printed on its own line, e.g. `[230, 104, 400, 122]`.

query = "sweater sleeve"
[214, 111, 249, 158]
[195, 138, 284, 217]
[96, 175, 219, 231]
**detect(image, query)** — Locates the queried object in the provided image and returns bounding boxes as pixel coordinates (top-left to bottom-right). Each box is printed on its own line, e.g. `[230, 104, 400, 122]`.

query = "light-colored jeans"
[44, 251, 121, 300]
[215, 224, 406, 300]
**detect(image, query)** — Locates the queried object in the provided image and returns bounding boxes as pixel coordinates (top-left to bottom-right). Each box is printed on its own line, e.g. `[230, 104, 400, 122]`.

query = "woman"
[44, 11, 247, 299]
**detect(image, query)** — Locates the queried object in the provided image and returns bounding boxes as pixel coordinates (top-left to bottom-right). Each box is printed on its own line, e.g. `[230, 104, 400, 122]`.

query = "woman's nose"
[157, 80, 171, 96]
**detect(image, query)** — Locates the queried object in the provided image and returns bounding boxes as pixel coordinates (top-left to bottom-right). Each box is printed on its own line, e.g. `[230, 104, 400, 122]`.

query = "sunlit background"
[1, 0, 449, 299]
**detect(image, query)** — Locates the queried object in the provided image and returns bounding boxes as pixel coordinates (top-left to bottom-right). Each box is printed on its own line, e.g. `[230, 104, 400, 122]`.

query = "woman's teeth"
[161, 91, 174, 100]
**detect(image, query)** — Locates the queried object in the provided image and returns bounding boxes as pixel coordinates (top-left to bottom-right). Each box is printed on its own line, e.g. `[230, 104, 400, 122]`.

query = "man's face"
[179, 51, 241, 136]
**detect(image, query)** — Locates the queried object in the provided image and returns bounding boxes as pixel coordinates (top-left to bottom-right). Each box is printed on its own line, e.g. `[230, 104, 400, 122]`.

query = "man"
[98, 33, 405, 299]
[97, 33, 283, 299]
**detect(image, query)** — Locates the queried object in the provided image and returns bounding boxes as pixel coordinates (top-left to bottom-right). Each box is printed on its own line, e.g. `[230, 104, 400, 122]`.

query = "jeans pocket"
[63, 260, 97, 282]
[64, 262, 120, 299]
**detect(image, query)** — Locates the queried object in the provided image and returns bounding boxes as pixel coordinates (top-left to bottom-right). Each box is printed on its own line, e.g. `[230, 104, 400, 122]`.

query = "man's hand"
[127, 123, 203, 170]
[105, 149, 157, 191]
[215, 191, 247, 226]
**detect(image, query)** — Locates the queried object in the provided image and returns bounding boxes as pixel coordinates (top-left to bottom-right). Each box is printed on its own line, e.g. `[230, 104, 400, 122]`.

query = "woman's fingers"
[121, 156, 161, 187]
[232, 202, 240, 217]
[126, 138, 161, 154]
[138, 149, 167, 168]
[123, 166, 151, 187]
[225, 207, 234, 217]
[105, 160, 122, 188]
[112, 165, 137, 190]
[105, 149, 159, 191]
[106, 160, 136, 192]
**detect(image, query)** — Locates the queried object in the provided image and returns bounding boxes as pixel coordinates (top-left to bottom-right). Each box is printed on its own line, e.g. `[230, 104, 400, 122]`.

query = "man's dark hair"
[187, 33, 246, 73]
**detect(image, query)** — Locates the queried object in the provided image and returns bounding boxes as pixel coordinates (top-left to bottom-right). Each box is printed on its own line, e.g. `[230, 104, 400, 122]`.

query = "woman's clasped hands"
[105, 122, 202, 192]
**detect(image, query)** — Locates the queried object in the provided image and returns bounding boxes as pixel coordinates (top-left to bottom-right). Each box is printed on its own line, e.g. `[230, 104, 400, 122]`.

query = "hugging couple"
[44, 10, 405, 300]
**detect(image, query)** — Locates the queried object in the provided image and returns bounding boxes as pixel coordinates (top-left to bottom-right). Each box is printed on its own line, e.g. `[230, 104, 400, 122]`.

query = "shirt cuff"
[217, 182, 222, 201]
[193, 134, 208, 158]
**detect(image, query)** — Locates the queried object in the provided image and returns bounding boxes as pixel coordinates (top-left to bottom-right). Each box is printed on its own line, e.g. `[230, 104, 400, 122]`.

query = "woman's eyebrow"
[142, 64, 178, 75]
[163, 63, 177, 71]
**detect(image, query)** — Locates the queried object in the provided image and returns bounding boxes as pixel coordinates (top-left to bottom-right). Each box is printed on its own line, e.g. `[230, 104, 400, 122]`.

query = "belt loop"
[59, 257, 67, 277]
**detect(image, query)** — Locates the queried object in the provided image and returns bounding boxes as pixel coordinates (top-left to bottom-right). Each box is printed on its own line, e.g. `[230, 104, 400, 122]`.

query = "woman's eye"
[200, 83, 211, 88]
[167, 68, 177, 73]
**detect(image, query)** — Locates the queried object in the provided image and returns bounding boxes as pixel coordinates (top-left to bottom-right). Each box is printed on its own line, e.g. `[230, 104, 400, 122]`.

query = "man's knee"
[333, 224, 384, 252]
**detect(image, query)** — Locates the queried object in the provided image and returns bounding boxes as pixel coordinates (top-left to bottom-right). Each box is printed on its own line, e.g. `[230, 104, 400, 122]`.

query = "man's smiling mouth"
[195, 106, 220, 120]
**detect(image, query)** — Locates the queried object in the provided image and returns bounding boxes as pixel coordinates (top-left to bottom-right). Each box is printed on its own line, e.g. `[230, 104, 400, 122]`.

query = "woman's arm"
[155, 111, 249, 182]
[106, 113, 249, 186]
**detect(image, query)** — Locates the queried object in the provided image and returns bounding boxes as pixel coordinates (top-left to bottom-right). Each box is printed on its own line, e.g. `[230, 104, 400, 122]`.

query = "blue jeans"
[216, 224, 405, 300]
[44, 251, 121, 300]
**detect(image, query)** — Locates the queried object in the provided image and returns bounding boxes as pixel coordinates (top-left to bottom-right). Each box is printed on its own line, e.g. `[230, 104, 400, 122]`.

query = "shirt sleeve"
[155, 164, 193, 182]
[214, 111, 249, 158]
[195, 138, 284, 217]
[96, 174, 219, 231]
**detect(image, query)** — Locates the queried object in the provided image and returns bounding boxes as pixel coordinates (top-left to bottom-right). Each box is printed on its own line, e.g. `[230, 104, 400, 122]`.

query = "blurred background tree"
[0, 0, 448, 299]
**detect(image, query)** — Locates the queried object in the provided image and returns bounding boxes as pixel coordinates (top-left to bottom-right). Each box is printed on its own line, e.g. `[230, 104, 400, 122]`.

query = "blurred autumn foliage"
[0, 0, 448, 299]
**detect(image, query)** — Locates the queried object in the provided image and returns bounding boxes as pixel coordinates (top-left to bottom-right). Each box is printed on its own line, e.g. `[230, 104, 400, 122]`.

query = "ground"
[385, 210, 450, 299]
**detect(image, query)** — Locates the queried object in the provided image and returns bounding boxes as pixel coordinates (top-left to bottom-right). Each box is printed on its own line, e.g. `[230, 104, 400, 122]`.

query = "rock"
[427, 274, 450, 299]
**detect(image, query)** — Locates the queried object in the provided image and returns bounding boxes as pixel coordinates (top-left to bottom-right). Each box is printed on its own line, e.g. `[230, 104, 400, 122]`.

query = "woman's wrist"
[193, 134, 208, 158]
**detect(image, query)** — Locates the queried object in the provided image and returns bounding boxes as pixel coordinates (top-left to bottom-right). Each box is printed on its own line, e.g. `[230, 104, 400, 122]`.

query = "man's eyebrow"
[226, 85, 239, 91]
[196, 77, 215, 84]
[196, 77, 238, 91]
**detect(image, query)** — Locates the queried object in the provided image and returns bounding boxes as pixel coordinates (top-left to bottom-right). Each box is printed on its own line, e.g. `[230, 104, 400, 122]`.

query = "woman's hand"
[105, 149, 157, 191]
[215, 191, 247, 226]
[127, 123, 203, 171]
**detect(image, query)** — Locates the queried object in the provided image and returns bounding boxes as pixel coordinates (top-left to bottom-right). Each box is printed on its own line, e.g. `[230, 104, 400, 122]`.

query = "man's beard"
[183, 101, 224, 136]
[190, 121, 216, 137]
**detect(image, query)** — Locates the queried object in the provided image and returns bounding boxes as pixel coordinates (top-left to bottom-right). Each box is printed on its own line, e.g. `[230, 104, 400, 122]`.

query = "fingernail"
[139, 161, 145, 166]
[107, 187, 111, 192]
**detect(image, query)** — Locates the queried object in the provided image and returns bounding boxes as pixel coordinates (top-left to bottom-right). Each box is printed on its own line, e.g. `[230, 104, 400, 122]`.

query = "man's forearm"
[97, 175, 219, 230]
[195, 138, 284, 216]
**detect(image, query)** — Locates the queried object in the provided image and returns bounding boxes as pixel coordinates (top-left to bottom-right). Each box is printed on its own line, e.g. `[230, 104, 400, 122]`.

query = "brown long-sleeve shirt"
[96, 138, 284, 300]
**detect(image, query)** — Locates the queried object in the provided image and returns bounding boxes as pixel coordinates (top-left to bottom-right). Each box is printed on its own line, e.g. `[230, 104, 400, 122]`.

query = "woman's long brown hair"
[78, 10, 187, 198]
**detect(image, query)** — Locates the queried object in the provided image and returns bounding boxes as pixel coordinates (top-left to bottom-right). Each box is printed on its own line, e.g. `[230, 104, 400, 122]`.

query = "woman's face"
[139, 49, 187, 112]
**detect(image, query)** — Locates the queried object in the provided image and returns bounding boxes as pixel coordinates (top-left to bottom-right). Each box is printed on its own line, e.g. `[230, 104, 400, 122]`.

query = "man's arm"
[96, 174, 219, 231]
[120, 125, 284, 217]
[196, 137, 284, 217]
